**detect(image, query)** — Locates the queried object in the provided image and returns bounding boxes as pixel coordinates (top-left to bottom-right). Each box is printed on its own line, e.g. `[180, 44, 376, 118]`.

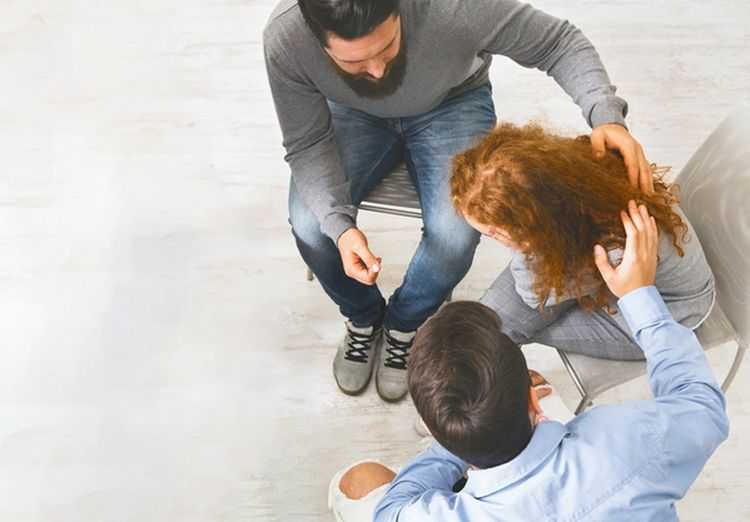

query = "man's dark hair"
[298, 0, 400, 47]
[407, 301, 533, 469]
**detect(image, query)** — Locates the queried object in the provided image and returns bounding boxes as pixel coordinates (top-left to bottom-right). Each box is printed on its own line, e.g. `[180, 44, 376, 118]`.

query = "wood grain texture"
[0, 1, 748, 520]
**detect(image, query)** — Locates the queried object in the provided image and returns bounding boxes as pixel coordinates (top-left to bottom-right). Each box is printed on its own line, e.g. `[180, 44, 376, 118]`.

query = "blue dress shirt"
[374, 286, 729, 521]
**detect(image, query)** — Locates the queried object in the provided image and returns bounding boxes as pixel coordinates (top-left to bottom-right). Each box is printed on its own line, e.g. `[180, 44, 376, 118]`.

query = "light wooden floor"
[1, 1, 748, 520]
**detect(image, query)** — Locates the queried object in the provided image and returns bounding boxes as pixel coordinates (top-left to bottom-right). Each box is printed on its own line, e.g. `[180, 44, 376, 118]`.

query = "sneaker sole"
[375, 378, 408, 403]
[333, 366, 372, 396]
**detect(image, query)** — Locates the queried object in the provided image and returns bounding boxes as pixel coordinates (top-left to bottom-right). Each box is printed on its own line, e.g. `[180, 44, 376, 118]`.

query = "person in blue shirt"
[356, 201, 729, 521]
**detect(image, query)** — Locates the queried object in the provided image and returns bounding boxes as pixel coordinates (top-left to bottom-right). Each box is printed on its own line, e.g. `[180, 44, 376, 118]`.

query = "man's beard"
[332, 36, 407, 99]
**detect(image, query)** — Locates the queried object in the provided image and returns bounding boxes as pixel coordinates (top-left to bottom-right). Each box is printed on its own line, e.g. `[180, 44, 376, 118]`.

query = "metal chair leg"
[557, 349, 593, 415]
[558, 350, 586, 396]
[721, 339, 746, 392]
[574, 393, 593, 415]
[306, 266, 314, 282]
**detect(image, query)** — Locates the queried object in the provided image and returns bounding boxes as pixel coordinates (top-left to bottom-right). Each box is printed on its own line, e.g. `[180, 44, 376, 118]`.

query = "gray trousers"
[479, 267, 645, 361]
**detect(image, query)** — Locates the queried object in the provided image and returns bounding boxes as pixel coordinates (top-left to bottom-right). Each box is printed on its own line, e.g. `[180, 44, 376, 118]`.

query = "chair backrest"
[675, 100, 750, 349]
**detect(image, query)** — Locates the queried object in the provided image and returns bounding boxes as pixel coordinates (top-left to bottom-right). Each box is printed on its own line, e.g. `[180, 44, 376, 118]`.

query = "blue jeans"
[289, 84, 497, 332]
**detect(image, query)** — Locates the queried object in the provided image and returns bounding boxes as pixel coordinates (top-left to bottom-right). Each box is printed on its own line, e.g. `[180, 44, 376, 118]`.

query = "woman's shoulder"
[655, 206, 715, 292]
[658, 205, 704, 260]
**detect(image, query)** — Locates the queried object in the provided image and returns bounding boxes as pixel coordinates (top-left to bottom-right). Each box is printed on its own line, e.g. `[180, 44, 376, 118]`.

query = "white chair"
[557, 101, 750, 414]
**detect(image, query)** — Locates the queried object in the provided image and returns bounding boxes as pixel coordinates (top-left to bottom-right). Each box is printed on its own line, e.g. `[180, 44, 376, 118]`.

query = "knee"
[478, 289, 498, 310]
[288, 202, 327, 247]
[479, 288, 528, 344]
[339, 462, 396, 500]
[423, 210, 480, 260]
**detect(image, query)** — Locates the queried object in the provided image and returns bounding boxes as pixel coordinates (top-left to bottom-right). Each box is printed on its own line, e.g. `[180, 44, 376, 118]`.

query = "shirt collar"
[462, 421, 569, 497]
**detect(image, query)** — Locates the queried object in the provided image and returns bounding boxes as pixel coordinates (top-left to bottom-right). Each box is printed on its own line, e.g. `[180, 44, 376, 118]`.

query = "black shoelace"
[384, 331, 412, 370]
[345, 329, 378, 363]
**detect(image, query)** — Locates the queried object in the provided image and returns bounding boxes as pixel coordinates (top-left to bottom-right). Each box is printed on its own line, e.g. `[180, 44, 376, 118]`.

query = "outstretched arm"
[466, 0, 653, 192]
[594, 201, 729, 494]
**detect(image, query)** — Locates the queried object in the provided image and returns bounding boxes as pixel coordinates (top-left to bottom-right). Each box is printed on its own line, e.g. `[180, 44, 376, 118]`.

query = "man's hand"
[593, 200, 658, 299]
[337, 227, 382, 285]
[591, 124, 654, 194]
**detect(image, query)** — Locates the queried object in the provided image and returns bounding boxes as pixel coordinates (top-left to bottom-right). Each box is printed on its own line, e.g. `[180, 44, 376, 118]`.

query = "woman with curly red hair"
[451, 123, 715, 360]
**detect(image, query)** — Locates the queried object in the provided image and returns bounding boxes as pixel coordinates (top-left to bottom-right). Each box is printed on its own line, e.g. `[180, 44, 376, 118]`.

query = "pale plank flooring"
[0, 1, 748, 520]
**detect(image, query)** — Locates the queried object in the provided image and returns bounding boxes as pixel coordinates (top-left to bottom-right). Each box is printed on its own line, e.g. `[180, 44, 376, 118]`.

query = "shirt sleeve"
[467, 0, 628, 128]
[373, 443, 469, 522]
[263, 31, 356, 242]
[617, 286, 730, 493]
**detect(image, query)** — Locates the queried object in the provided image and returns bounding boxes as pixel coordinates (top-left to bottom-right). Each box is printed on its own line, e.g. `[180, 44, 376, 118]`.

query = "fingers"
[590, 129, 606, 159]
[344, 249, 380, 285]
[598, 200, 659, 298]
[648, 216, 658, 251]
[355, 243, 379, 273]
[628, 144, 654, 194]
[535, 386, 552, 400]
[627, 200, 646, 231]
[623, 151, 640, 188]
[352, 245, 381, 284]
[593, 125, 652, 194]
[529, 369, 548, 386]
[640, 206, 658, 256]
[637, 202, 654, 238]
[620, 207, 636, 238]
[639, 156, 655, 195]
[593, 243, 616, 282]
[338, 228, 382, 285]
[627, 200, 658, 251]
[347, 259, 377, 285]
[623, 200, 652, 263]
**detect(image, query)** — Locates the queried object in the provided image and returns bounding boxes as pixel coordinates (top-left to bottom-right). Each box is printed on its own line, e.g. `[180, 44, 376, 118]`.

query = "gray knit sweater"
[264, 0, 629, 241]
[509, 207, 716, 330]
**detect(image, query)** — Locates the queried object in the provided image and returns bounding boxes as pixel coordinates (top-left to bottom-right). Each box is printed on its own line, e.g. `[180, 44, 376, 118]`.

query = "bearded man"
[263, 0, 653, 402]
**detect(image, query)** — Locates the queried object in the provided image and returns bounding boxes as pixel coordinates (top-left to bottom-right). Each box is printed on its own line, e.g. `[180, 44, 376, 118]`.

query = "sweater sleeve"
[466, 0, 628, 128]
[263, 31, 356, 242]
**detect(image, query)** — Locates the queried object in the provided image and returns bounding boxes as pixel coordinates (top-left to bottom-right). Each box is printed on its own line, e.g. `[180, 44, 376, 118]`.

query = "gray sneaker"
[333, 321, 381, 395]
[376, 328, 416, 402]
[414, 415, 432, 437]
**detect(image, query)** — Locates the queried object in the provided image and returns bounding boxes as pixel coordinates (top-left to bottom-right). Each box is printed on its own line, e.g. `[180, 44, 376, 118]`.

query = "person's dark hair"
[407, 301, 533, 469]
[298, 0, 400, 47]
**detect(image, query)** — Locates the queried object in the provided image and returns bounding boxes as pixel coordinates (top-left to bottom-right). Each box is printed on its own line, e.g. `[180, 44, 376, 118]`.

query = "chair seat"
[359, 164, 422, 218]
[561, 353, 645, 401]
[560, 301, 737, 399]
[694, 301, 736, 348]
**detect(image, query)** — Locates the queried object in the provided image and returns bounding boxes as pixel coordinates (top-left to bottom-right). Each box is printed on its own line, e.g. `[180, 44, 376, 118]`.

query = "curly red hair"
[451, 123, 688, 311]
